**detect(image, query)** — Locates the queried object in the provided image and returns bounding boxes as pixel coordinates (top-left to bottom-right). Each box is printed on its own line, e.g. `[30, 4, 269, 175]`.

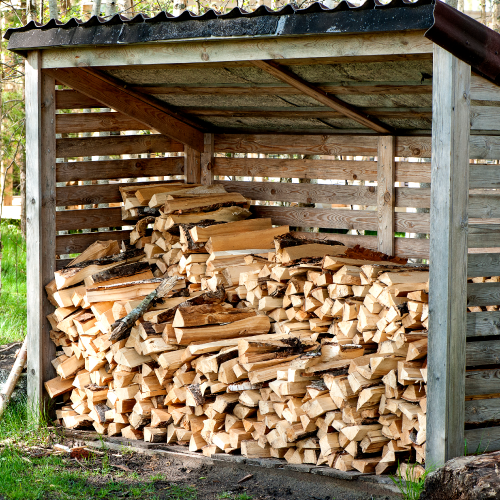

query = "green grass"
[0, 219, 27, 345]
[390, 462, 433, 500]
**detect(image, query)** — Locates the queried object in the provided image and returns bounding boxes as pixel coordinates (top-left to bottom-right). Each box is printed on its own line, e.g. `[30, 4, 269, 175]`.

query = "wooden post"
[25, 51, 57, 416]
[184, 145, 201, 184]
[201, 133, 214, 186]
[427, 45, 470, 466]
[377, 136, 395, 256]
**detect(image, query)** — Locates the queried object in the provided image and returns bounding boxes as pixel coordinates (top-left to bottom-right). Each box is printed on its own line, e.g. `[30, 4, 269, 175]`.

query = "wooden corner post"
[184, 145, 201, 184]
[427, 45, 470, 466]
[377, 136, 395, 256]
[25, 52, 57, 416]
[201, 133, 215, 186]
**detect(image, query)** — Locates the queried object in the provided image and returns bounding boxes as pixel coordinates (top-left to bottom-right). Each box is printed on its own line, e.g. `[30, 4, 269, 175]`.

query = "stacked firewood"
[44, 184, 454, 475]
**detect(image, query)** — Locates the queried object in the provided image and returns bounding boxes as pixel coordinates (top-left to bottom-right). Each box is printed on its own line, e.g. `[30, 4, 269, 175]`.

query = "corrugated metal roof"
[5, 0, 436, 50]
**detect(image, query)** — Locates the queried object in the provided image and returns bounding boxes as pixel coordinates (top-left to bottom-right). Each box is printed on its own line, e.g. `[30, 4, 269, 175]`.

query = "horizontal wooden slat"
[469, 223, 500, 248]
[185, 106, 432, 120]
[56, 157, 184, 183]
[56, 230, 131, 255]
[214, 134, 432, 157]
[132, 81, 433, 96]
[213, 157, 431, 183]
[213, 134, 500, 160]
[470, 136, 500, 160]
[56, 180, 177, 206]
[290, 231, 429, 259]
[56, 134, 184, 158]
[466, 368, 500, 396]
[468, 253, 500, 278]
[469, 163, 500, 189]
[468, 282, 500, 307]
[471, 74, 500, 101]
[467, 311, 500, 337]
[469, 191, 500, 219]
[465, 398, 500, 425]
[218, 180, 430, 209]
[251, 205, 430, 233]
[56, 259, 73, 270]
[56, 207, 127, 231]
[466, 339, 500, 366]
[464, 426, 500, 453]
[470, 106, 500, 131]
[56, 89, 104, 109]
[56, 112, 146, 133]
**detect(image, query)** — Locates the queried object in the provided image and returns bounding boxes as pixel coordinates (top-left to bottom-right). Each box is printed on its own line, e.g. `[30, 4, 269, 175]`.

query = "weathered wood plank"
[212, 133, 500, 161]
[377, 136, 395, 255]
[214, 134, 432, 157]
[56, 258, 73, 270]
[201, 133, 214, 186]
[467, 282, 500, 307]
[469, 191, 500, 219]
[56, 111, 146, 133]
[212, 157, 431, 183]
[56, 157, 184, 183]
[467, 253, 500, 278]
[426, 46, 470, 465]
[465, 398, 500, 425]
[466, 368, 500, 396]
[46, 68, 204, 151]
[131, 81, 433, 96]
[466, 340, 500, 366]
[471, 74, 500, 101]
[185, 146, 201, 184]
[26, 52, 57, 415]
[41, 32, 433, 69]
[216, 180, 429, 208]
[56, 180, 174, 206]
[471, 106, 500, 131]
[467, 311, 500, 337]
[469, 223, 500, 248]
[56, 134, 183, 158]
[56, 230, 131, 255]
[56, 207, 126, 231]
[250, 206, 429, 233]
[290, 230, 429, 259]
[469, 163, 500, 189]
[56, 89, 103, 109]
[464, 426, 500, 454]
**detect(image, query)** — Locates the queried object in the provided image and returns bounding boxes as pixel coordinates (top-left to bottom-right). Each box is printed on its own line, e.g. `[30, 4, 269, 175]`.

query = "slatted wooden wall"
[210, 134, 432, 259]
[463, 75, 500, 452]
[55, 86, 185, 268]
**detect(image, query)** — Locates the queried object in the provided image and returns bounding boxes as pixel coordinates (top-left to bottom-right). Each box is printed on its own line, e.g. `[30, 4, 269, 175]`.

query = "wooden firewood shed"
[7, 0, 500, 467]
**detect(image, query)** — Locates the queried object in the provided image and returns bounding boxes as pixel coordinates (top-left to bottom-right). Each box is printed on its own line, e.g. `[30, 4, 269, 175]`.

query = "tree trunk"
[92, 0, 102, 16]
[48, 0, 57, 20]
[420, 452, 500, 500]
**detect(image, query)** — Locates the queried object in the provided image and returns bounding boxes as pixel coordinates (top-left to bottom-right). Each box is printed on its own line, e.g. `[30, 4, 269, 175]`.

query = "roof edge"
[426, 0, 500, 84]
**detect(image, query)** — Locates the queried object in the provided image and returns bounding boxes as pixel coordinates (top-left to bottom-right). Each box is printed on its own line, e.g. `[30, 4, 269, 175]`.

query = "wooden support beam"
[251, 60, 392, 134]
[377, 136, 395, 256]
[185, 146, 201, 184]
[201, 133, 214, 186]
[427, 45, 471, 467]
[25, 51, 57, 417]
[43, 67, 205, 151]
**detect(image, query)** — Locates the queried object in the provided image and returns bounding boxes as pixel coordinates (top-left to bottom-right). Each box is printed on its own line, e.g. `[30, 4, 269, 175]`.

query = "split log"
[109, 276, 179, 341]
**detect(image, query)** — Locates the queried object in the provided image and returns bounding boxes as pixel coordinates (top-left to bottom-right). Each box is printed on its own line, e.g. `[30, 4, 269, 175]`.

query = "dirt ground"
[56, 432, 400, 500]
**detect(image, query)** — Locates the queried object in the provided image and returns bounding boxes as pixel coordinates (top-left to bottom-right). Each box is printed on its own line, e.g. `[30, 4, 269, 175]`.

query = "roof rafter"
[44, 67, 205, 151]
[252, 59, 393, 134]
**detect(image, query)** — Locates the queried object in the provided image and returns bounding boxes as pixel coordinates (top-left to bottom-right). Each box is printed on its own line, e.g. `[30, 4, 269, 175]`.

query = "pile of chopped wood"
[43, 183, 481, 476]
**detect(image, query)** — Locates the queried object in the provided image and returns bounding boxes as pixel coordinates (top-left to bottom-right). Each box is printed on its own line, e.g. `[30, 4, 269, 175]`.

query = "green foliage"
[390, 462, 433, 500]
[218, 493, 253, 500]
[0, 220, 27, 345]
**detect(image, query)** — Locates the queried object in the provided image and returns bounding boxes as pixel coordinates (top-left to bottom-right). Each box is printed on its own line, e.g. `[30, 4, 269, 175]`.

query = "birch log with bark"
[0, 337, 28, 419]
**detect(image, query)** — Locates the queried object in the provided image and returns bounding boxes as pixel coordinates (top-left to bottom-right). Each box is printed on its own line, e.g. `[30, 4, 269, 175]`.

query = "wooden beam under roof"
[44, 67, 205, 151]
[252, 60, 393, 134]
